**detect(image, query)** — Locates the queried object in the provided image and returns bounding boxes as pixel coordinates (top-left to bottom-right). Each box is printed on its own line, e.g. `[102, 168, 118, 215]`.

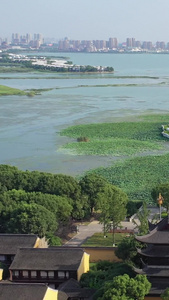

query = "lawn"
[81, 232, 129, 247]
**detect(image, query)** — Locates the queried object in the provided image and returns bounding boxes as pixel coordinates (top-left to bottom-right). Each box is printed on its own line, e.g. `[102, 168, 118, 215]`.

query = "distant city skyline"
[1, 32, 169, 53]
[1, 0, 169, 43]
[1, 32, 169, 46]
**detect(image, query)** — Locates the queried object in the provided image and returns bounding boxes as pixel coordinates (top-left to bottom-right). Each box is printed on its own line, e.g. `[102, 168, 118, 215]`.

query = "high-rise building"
[142, 41, 148, 49]
[26, 33, 31, 43]
[100, 40, 106, 49]
[147, 42, 153, 50]
[160, 41, 165, 49]
[126, 37, 135, 48]
[135, 40, 141, 48]
[109, 37, 118, 49]
[12, 33, 20, 44]
[95, 40, 101, 49]
[126, 38, 132, 48]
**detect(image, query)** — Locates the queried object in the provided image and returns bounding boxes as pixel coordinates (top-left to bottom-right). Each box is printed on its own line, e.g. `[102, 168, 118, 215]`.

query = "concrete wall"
[77, 252, 90, 281]
[0, 269, 3, 280]
[43, 287, 58, 299]
[82, 247, 121, 262]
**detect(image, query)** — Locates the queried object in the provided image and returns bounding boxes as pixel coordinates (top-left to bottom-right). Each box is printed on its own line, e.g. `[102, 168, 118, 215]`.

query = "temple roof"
[136, 217, 169, 244]
[134, 265, 169, 277]
[137, 245, 169, 257]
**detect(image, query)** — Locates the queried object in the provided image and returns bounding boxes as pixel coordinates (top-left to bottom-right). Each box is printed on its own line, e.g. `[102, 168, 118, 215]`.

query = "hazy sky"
[1, 0, 169, 42]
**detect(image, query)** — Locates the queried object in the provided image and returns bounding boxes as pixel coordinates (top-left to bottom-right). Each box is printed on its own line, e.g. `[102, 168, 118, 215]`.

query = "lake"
[0, 53, 169, 175]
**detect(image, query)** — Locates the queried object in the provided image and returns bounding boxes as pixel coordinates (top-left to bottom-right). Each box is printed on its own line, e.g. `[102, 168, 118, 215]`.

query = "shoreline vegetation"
[0, 85, 53, 97]
[0, 75, 159, 79]
[60, 114, 169, 202]
[0, 85, 27, 96]
[0, 53, 114, 73]
[0, 81, 166, 97]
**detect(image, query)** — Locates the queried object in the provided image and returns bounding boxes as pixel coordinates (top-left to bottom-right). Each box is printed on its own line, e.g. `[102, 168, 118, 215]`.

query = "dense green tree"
[98, 274, 151, 300]
[45, 233, 62, 246]
[0, 183, 7, 194]
[0, 164, 19, 190]
[98, 193, 111, 237]
[126, 200, 142, 218]
[115, 236, 137, 262]
[36, 173, 81, 199]
[115, 235, 142, 266]
[161, 288, 169, 300]
[5, 203, 57, 237]
[0, 189, 73, 225]
[71, 195, 91, 220]
[14, 170, 41, 192]
[80, 262, 134, 290]
[0, 165, 81, 201]
[79, 174, 108, 214]
[98, 184, 128, 244]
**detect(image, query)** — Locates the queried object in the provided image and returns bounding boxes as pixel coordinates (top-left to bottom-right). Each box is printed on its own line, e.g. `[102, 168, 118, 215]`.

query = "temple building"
[134, 216, 169, 298]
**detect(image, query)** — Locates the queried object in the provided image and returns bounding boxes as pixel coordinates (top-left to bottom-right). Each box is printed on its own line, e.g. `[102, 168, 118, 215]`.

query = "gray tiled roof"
[58, 279, 96, 299]
[0, 283, 48, 300]
[134, 265, 169, 277]
[58, 291, 68, 300]
[136, 217, 169, 244]
[137, 245, 169, 257]
[0, 234, 38, 255]
[10, 248, 84, 271]
[0, 282, 68, 300]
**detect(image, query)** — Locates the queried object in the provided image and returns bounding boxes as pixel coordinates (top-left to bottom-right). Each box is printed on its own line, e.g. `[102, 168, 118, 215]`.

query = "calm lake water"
[0, 53, 169, 175]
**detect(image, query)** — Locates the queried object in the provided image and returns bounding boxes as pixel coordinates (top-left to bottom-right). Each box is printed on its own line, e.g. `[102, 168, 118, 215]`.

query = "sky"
[1, 0, 169, 43]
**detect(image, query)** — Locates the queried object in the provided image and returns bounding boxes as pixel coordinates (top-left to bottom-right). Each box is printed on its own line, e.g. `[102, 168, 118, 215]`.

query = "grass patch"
[0, 84, 27, 96]
[0, 85, 52, 97]
[82, 232, 128, 247]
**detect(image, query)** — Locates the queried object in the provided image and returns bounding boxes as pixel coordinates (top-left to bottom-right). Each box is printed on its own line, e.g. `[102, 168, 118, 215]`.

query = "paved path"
[64, 220, 135, 247]
[64, 206, 164, 247]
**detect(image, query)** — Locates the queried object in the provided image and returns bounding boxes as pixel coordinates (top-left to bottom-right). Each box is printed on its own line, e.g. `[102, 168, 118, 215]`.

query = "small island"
[0, 53, 114, 73]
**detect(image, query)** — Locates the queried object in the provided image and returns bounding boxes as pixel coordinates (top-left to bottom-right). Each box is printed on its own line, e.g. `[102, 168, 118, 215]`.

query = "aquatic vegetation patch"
[60, 117, 168, 158]
[63, 138, 162, 156]
[61, 121, 165, 141]
[90, 153, 169, 202]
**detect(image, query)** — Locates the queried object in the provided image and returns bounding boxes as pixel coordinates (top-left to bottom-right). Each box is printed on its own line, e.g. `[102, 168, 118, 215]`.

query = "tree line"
[1, 164, 167, 244]
[0, 164, 131, 243]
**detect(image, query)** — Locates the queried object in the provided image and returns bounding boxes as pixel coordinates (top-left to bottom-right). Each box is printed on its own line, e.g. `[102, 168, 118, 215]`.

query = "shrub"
[77, 136, 90, 142]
